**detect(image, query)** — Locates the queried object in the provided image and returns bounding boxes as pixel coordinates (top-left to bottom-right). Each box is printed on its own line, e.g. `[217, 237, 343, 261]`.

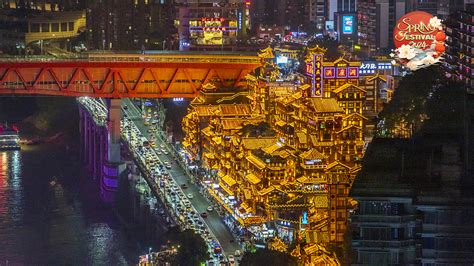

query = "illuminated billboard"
[342, 15, 353, 34]
[360, 61, 393, 75]
[276, 56, 288, 64]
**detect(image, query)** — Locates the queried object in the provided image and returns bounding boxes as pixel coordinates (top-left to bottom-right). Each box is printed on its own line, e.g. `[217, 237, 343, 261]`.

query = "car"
[234, 250, 242, 257]
[207, 206, 214, 212]
[200, 212, 208, 218]
[181, 184, 188, 189]
[123, 105, 128, 110]
[166, 164, 171, 169]
[228, 255, 235, 264]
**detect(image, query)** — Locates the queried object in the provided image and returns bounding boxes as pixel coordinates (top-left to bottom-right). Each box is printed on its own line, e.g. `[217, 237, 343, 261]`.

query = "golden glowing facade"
[182, 47, 373, 262]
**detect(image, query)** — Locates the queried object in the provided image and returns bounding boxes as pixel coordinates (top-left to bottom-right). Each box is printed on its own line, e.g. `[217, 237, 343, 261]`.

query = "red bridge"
[0, 53, 261, 98]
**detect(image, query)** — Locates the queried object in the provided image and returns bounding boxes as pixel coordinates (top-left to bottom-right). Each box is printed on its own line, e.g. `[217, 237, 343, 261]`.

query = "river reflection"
[0, 145, 139, 265]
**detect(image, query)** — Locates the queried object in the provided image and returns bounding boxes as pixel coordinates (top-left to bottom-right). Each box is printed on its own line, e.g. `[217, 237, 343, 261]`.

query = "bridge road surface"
[121, 98, 241, 259]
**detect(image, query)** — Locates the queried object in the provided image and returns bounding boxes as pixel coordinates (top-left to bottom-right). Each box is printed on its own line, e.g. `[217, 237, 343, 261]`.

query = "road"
[121, 98, 240, 259]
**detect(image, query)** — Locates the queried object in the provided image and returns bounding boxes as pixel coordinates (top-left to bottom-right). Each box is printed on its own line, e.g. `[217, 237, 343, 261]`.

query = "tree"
[239, 249, 297, 266]
[173, 229, 210, 266]
[377, 65, 442, 136]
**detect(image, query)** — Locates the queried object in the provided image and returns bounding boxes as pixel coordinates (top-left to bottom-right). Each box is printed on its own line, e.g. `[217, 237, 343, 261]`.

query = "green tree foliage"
[377, 65, 465, 137]
[239, 249, 297, 266]
[377, 66, 441, 136]
[174, 229, 210, 266]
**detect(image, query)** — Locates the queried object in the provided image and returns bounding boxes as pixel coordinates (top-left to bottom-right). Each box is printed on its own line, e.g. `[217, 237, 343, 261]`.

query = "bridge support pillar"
[101, 98, 125, 204]
[79, 108, 84, 162]
[81, 108, 90, 165]
[87, 121, 94, 174]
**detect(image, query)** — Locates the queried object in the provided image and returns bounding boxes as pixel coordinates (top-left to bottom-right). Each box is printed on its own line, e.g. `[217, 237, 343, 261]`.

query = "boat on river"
[0, 122, 20, 150]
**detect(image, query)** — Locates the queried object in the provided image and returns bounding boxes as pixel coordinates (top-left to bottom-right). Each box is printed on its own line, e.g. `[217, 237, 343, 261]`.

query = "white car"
[187, 193, 193, 199]
[207, 206, 214, 212]
[228, 255, 235, 265]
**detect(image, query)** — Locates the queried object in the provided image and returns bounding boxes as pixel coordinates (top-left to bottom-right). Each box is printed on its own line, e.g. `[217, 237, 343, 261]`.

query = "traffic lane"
[143, 129, 241, 254]
[166, 166, 240, 254]
[123, 100, 240, 254]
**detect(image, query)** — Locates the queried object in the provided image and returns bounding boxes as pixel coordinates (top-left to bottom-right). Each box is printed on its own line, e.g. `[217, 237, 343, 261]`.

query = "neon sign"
[324, 67, 335, 78]
[360, 61, 392, 75]
[312, 54, 323, 97]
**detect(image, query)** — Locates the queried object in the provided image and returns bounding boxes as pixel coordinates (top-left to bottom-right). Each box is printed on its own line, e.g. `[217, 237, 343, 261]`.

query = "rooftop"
[307, 98, 344, 113]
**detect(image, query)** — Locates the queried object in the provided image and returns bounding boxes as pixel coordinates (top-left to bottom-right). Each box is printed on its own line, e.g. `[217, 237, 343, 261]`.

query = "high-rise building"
[357, 0, 406, 53]
[406, 0, 439, 15]
[0, 0, 85, 10]
[175, 0, 251, 51]
[437, 0, 474, 19]
[304, 0, 356, 32]
[444, 3, 473, 90]
[351, 137, 474, 265]
[86, 0, 175, 50]
[251, 0, 305, 31]
[307, 0, 326, 31]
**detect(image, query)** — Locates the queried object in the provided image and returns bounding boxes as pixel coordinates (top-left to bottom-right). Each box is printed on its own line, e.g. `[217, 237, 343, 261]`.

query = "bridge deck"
[0, 53, 261, 98]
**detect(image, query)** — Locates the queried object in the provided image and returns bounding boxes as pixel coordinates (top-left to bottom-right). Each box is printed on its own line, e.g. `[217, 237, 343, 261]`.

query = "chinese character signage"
[342, 15, 353, 34]
[360, 61, 392, 75]
[323, 66, 359, 79]
[324, 67, 335, 78]
[306, 62, 314, 76]
[311, 54, 323, 97]
[348, 67, 359, 78]
[336, 67, 347, 78]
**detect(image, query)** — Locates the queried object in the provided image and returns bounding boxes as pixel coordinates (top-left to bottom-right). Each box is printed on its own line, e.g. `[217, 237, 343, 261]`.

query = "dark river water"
[0, 144, 140, 265]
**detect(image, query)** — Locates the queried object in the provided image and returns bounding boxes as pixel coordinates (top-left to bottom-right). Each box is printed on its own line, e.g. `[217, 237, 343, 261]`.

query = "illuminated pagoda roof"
[342, 112, 368, 121]
[366, 73, 388, 82]
[305, 45, 327, 63]
[307, 98, 344, 113]
[299, 149, 327, 160]
[202, 82, 217, 92]
[258, 46, 275, 59]
[241, 137, 277, 150]
[323, 57, 361, 67]
[333, 83, 367, 94]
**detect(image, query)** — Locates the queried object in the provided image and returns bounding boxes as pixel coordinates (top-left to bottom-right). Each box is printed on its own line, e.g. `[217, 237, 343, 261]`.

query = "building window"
[68, 22, 74, 31]
[422, 237, 435, 249]
[41, 23, 49, 32]
[51, 23, 59, 32]
[30, 23, 40, 32]
[61, 22, 68, 31]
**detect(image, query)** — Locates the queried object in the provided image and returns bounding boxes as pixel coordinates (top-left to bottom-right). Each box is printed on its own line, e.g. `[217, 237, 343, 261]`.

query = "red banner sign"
[393, 11, 437, 50]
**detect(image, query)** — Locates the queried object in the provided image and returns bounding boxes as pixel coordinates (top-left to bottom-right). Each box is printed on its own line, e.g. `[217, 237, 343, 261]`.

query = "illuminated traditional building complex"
[182, 46, 376, 261]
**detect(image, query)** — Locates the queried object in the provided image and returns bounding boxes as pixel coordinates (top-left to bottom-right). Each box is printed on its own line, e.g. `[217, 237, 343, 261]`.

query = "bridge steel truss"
[0, 60, 260, 98]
